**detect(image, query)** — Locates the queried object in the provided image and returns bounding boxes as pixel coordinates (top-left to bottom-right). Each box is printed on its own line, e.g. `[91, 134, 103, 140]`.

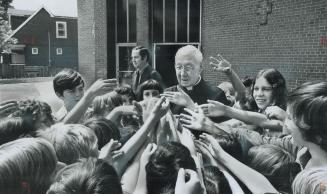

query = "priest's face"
[175, 55, 202, 87]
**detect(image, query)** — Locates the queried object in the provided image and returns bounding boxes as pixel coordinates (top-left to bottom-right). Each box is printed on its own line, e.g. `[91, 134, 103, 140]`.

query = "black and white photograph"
[0, 0, 326, 193]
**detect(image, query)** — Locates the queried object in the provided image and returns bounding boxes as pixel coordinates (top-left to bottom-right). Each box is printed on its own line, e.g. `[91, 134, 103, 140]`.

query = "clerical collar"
[185, 76, 202, 91]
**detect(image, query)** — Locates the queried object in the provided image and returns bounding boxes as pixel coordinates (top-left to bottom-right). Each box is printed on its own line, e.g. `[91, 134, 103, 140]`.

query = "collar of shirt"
[54, 105, 68, 122]
[185, 76, 202, 91]
[137, 63, 149, 75]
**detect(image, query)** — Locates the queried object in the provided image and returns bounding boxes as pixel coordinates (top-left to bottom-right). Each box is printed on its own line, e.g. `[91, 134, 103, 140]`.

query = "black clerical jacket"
[165, 79, 229, 136]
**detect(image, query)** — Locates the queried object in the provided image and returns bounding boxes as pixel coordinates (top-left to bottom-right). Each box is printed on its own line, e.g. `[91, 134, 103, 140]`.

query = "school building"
[77, 0, 327, 90]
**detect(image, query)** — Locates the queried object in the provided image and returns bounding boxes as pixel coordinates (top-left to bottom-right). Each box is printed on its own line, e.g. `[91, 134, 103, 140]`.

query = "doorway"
[116, 43, 136, 86]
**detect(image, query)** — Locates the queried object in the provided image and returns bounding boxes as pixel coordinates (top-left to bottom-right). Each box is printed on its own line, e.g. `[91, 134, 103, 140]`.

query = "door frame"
[115, 43, 137, 80]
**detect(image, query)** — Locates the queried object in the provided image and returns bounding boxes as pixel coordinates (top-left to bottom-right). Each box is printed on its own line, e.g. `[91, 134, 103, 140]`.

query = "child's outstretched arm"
[200, 100, 284, 131]
[113, 97, 169, 176]
[199, 133, 278, 194]
[133, 143, 157, 194]
[210, 54, 247, 102]
[63, 79, 117, 124]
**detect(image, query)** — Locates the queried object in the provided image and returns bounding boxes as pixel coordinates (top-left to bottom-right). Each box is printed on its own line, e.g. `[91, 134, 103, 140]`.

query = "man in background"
[131, 46, 165, 93]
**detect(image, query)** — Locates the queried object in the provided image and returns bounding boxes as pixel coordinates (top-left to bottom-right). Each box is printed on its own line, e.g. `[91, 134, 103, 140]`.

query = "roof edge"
[6, 6, 54, 41]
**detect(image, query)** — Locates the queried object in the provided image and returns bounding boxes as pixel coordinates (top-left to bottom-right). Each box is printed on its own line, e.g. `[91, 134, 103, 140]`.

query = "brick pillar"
[77, 0, 107, 87]
[136, 0, 151, 49]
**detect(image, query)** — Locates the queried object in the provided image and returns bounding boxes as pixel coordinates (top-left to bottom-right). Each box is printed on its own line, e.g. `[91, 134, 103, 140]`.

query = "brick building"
[78, 0, 327, 90]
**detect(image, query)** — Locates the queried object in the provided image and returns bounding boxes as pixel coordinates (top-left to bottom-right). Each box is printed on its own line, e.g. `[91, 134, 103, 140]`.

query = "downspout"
[48, 30, 51, 76]
[48, 31, 51, 66]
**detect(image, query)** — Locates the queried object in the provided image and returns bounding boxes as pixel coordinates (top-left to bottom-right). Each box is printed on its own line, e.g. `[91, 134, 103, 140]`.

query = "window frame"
[56, 21, 67, 39]
[56, 48, 63, 55]
[151, 0, 201, 43]
[31, 47, 38, 55]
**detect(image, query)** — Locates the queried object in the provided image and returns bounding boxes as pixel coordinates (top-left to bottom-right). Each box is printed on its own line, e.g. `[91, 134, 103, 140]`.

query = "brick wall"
[201, 0, 327, 90]
[77, 0, 107, 87]
[94, 0, 108, 80]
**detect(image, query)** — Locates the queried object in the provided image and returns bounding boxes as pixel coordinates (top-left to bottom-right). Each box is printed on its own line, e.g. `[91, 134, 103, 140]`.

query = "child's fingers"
[0, 100, 17, 106]
[111, 141, 121, 150]
[150, 143, 157, 153]
[209, 56, 221, 63]
[207, 99, 221, 105]
[180, 118, 192, 126]
[144, 143, 153, 152]
[216, 54, 224, 61]
[103, 78, 117, 83]
[180, 113, 193, 120]
[176, 168, 186, 184]
[184, 169, 200, 183]
[183, 108, 196, 117]
[182, 124, 193, 130]
[112, 151, 124, 159]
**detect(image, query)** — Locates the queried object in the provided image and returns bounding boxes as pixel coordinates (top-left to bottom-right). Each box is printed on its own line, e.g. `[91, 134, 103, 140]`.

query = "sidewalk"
[0, 77, 53, 84]
[0, 77, 62, 112]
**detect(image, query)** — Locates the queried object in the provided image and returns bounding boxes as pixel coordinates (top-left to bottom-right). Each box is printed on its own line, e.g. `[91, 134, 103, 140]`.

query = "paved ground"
[0, 79, 63, 112]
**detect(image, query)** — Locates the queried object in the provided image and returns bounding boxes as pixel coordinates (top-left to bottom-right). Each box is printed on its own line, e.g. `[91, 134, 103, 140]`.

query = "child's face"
[35, 111, 53, 130]
[284, 107, 305, 146]
[253, 77, 274, 110]
[143, 89, 159, 101]
[221, 88, 235, 106]
[61, 83, 84, 111]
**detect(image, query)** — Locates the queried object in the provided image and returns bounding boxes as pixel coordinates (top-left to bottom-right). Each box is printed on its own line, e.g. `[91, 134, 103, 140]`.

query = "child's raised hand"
[209, 54, 231, 73]
[200, 100, 227, 117]
[140, 97, 158, 121]
[180, 107, 205, 131]
[132, 100, 143, 116]
[140, 143, 157, 166]
[175, 168, 205, 194]
[98, 139, 123, 164]
[161, 86, 194, 108]
[151, 97, 170, 120]
[87, 79, 117, 97]
[264, 106, 286, 121]
[195, 140, 216, 164]
[199, 133, 224, 159]
[115, 104, 142, 116]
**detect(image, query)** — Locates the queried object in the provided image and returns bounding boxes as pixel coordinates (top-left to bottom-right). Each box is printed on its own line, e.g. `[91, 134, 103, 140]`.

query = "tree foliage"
[0, 0, 16, 53]
[1, 0, 13, 14]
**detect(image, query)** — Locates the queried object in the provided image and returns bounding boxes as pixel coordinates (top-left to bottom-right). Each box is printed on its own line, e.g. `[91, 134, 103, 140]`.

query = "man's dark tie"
[134, 70, 140, 91]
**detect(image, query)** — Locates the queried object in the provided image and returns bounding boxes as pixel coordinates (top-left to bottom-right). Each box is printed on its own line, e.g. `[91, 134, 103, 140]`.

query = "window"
[32, 47, 38, 55]
[56, 21, 67, 38]
[152, 0, 201, 43]
[56, 48, 63, 55]
[116, 0, 136, 43]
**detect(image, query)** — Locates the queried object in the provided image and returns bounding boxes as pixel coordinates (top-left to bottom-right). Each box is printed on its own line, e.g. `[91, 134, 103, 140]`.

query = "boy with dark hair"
[53, 68, 118, 124]
[53, 69, 86, 121]
[114, 86, 136, 105]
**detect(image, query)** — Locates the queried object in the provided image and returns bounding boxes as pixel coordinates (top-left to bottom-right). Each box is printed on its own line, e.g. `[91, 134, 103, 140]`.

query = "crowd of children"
[0, 48, 326, 194]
